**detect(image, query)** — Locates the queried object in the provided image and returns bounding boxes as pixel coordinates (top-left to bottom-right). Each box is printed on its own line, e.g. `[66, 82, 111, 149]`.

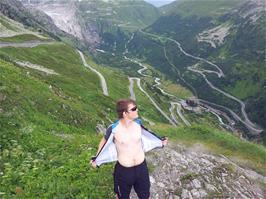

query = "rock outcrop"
[131, 143, 265, 198]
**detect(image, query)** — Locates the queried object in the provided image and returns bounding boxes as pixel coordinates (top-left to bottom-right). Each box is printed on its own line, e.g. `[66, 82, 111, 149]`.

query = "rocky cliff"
[132, 143, 265, 198]
[20, 0, 160, 49]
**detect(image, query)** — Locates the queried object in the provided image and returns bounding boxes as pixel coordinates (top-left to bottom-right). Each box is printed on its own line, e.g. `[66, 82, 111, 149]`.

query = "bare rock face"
[130, 143, 265, 199]
[21, 0, 101, 47]
[95, 123, 106, 136]
[32, 2, 83, 39]
[238, 0, 266, 22]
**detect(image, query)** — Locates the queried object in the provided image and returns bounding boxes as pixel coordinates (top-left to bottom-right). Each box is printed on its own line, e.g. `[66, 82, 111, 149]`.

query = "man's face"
[125, 103, 138, 120]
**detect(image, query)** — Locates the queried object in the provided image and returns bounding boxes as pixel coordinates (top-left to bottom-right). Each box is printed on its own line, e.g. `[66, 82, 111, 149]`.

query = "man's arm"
[90, 137, 107, 168]
[90, 125, 113, 168]
[96, 137, 107, 156]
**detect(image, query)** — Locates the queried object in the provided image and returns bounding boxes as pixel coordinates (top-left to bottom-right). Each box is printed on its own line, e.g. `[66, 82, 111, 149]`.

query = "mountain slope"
[20, 0, 160, 48]
[0, 0, 85, 49]
[0, 0, 63, 38]
[127, 0, 266, 139]
[1, 53, 265, 197]
[159, 0, 247, 17]
[1, 4, 266, 198]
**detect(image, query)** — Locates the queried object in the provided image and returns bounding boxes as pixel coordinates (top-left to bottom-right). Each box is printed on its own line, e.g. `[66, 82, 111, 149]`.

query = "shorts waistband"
[116, 159, 146, 169]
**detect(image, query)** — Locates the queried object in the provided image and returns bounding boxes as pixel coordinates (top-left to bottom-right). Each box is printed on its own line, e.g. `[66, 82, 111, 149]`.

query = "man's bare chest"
[114, 125, 141, 145]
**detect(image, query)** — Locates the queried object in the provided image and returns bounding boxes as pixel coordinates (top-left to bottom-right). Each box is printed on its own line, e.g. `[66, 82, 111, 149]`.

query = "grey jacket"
[93, 119, 164, 167]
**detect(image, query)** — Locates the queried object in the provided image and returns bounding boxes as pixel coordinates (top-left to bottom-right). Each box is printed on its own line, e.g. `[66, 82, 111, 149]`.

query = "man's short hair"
[116, 99, 136, 119]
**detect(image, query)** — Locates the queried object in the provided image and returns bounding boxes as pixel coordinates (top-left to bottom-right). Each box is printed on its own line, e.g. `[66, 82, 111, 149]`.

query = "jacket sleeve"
[94, 126, 118, 167]
[141, 125, 164, 152]
[104, 125, 112, 140]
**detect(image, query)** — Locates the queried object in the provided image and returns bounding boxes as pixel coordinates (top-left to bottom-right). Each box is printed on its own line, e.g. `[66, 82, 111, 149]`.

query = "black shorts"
[113, 160, 150, 199]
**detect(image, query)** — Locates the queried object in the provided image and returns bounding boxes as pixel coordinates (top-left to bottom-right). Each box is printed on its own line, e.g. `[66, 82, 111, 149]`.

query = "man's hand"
[90, 159, 97, 168]
[162, 137, 168, 146]
[90, 156, 97, 168]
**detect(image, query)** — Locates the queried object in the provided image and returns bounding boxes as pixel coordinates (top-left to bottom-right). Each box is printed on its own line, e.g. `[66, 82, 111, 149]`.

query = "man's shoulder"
[105, 120, 119, 140]
[132, 121, 142, 129]
[109, 119, 143, 132]
[134, 118, 142, 125]
[109, 120, 120, 130]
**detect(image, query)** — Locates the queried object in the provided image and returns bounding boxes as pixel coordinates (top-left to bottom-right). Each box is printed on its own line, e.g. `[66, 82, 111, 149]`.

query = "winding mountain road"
[128, 77, 177, 126]
[198, 99, 262, 134]
[0, 40, 109, 96]
[124, 33, 193, 126]
[0, 41, 55, 48]
[140, 30, 263, 135]
[140, 30, 224, 77]
[188, 66, 262, 134]
[124, 34, 178, 126]
[171, 102, 191, 126]
[163, 47, 198, 97]
[78, 50, 109, 96]
[128, 76, 136, 100]
[154, 77, 191, 126]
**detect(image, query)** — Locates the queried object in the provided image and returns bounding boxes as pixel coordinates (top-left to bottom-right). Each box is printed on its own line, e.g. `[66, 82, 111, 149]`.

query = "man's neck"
[119, 118, 134, 128]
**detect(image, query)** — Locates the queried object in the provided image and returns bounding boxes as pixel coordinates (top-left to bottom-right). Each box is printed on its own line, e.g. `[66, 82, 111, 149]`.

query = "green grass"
[223, 61, 266, 100]
[180, 172, 199, 183]
[1, 56, 265, 198]
[0, 34, 50, 43]
[160, 79, 193, 99]
[1, 124, 115, 198]
[0, 44, 168, 198]
[0, 16, 20, 32]
[0, 58, 116, 198]
[78, 0, 160, 32]
[86, 56, 130, 100]
[0, 43, 106, 100]
[161, 0, 247, 18]
[0, 43, 116, 123]
[133, 79, 170, 124]
[225, 79, 261, 100]
[1, 35, 265, 198]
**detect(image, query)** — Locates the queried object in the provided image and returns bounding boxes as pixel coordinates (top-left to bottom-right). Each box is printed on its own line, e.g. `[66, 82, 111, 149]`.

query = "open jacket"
[93, 119, 165, 167]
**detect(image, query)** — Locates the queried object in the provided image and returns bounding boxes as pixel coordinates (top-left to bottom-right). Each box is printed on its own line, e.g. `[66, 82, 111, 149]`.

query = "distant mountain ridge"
[144, 0, 175, 7]
[19, 0, 160, 48]
[122, 0, 266, 139]
[0, 0, 86, 49]
[1, 0, 266, 198]
[159, 0, 248, 17]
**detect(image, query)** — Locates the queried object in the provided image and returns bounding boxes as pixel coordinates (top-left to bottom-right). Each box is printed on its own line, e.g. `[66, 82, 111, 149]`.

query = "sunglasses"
[127, 106, 138, 112]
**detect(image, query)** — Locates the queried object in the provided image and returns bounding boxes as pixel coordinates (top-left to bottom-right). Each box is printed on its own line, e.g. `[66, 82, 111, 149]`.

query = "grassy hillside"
[1, 8, 265, 198]
[0, 58, 114, 198]
[0, 14, 50, 41]
[0, 34, 149, 197]
[0, 0, 61, 39]
[1, 58, 265, 197]
[77, 0, 160, 32]
[0, 39, 265, 198]
[0, 34, 51, 42]
[85, 56, 131, 101]
[136, 0, 266, 135]
[160, 0, 247, 18]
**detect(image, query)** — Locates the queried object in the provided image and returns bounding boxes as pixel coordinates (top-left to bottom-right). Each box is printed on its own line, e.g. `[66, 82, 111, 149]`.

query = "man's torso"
[114, 121, 145, 167]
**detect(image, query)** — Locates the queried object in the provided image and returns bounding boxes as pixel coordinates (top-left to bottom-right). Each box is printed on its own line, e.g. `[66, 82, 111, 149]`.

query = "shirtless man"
[91, 99, 167, 199]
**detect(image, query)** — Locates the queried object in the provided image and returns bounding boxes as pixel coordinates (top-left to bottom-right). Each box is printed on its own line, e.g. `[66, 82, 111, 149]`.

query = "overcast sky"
[144, 0, 176, 7]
